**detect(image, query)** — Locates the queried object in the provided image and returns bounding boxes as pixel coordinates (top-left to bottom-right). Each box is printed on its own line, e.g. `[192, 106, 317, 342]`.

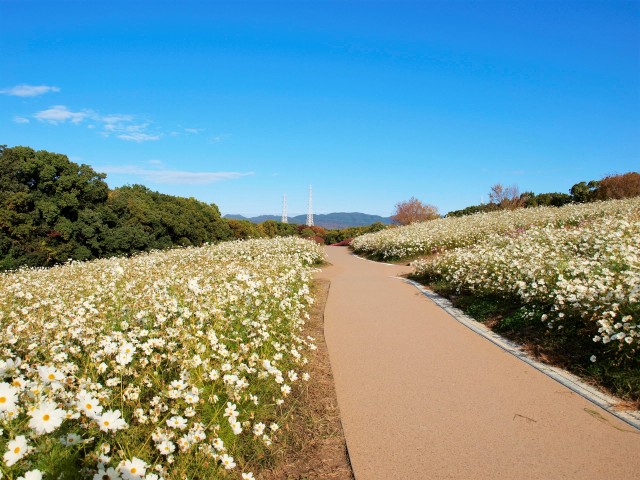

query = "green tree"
[103, 185, 232, 254]
[225, 219, 264, 240]
[257, 220, 297, 238]
[570, 181, 599, 203]
[0, 146, 109, 268]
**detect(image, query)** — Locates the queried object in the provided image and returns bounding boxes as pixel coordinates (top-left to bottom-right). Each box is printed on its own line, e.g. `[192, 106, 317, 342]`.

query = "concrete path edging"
[399, 276, 640, 431]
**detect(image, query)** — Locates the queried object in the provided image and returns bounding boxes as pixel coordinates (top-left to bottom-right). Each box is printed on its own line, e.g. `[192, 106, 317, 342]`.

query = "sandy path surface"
[317, 246, 640, 480]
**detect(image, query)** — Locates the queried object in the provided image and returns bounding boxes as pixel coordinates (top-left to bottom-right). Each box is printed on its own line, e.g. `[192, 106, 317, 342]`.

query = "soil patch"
[261, 278, 354, 479]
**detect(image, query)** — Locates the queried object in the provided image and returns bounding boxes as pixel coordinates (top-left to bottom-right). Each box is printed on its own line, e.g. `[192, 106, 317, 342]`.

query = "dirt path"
[317, 246, 640, 480]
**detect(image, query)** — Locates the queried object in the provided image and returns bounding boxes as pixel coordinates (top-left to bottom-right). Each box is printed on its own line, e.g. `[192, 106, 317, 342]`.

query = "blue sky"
[1, 0, 638, 217]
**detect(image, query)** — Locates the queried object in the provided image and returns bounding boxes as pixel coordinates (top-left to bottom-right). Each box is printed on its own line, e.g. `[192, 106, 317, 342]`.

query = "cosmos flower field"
[412, 214, 639, 362]
[352, 198, 640, 261]
[0, 237, 325, 479]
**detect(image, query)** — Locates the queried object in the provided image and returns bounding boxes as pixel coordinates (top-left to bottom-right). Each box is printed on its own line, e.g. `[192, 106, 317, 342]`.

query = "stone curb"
[398, 277, 640, 432]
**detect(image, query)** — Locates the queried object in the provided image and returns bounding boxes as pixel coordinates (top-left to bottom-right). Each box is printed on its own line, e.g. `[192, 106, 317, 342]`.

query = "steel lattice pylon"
[306, 185, 314, 226]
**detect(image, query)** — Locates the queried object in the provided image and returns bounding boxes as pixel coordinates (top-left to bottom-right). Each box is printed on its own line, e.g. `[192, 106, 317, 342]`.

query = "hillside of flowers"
[409, 202, 640, 400]
[0, 237, 325, 479]
[412, 214, 639, 356]
[351, 198, 640, 260]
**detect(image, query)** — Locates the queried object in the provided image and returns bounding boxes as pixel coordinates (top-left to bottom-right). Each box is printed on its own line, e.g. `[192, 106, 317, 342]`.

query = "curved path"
[317, 246, 640, 480]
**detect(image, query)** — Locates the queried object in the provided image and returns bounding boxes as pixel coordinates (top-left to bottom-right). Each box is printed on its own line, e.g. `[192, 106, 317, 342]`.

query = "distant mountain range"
[224, 212, 393, 229]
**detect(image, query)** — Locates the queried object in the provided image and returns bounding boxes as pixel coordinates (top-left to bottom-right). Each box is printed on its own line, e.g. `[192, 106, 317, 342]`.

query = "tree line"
[0, 146, 238, 270]
[388, 172, 640, 225]
[0, 145, 385, 270]
[445, 172, 640, 218]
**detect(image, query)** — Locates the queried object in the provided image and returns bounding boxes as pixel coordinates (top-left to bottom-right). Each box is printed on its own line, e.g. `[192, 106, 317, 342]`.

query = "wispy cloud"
[170, 127, 204, 137]
[210, 133, 231, 144]
[116, 132, 161, 142]
[34, 105, 91, 124]
[100, 165, 254, 185]
[1, 84, 60, 97]
[32, 105, 160, 141]
[13, 116, 30, 124]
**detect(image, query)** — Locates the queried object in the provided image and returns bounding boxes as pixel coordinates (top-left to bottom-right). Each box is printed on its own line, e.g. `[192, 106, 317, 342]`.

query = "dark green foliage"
[0, 145, 232, 270]
[523, 192, 573, 208]
[447, 173, 637, 218]
[570, 180, 600, 203]
[257, 220, 298, 238]
[0, 145, 110, 268]
[446, 203, 499, 218]
[225, 219, 264, 240]
[321, 221, 387, 244]
[104, 185, 232, 254]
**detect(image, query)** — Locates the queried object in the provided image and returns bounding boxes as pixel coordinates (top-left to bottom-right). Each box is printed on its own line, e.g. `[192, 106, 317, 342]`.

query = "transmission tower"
[306, 185, 314, 226]
[281, 193, 288, 223]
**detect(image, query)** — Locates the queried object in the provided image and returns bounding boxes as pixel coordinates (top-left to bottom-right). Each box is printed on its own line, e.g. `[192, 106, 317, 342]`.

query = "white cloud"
[1, 84, 60, 97]
[99, 118, 161, 142]
[34, 105, 90, 124]
[29, 103, 163, 142]
[116, 132, 161, 142]
[184, 127, 204, 134]
[101, 114, 135, 125]
[100, 165, 253, 184]
[13, 116, 30, 124]
[210, 133, 231, 144]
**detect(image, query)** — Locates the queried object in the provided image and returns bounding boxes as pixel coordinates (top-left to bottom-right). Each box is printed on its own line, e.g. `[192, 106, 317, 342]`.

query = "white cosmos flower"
[223, 402, 238, 419]
[76, 391, 103, 418]
[166, 415, 188, 430]
[212, 437, 225, 451]
[220, 453, 236, 470]
[17, 470, 42, 480]
[157, 440, 176, 455]
[97, 409, 128, 432]
[37, 365, 64, 384]
[118, 456, 147, 480]
[230, 420, 243, 435]
[59, 433, 83, 446]
[28, 401, 66, 434]
[252, 422, 265, 436]
[0, 357, 21, 377]
[0, 382, 18, 412]
[3, 435, 29, 466]
[183, 392, 199, 404]
[93, 467, 121, 480]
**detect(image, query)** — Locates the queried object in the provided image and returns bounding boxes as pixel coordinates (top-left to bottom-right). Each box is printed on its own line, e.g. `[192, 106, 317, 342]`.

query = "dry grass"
[260, 278, 354, 480]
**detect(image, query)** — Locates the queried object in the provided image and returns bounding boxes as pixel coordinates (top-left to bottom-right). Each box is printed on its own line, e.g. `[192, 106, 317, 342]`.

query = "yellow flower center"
[43, 414, 50, 421]
[103, 420, 110, 426]
[86, 403, 92, 410]
[48, 373, 55, 380]
[131, 467, 137, 473]
[0, 396, 6, 404]
[14, 446, 21, 454]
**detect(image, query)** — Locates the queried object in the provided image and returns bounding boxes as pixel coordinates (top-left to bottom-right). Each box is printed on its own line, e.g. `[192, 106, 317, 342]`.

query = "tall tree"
[391, 197, 439, 225]
[594, 172, 640, 200]
[0, 146, 109, 268]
